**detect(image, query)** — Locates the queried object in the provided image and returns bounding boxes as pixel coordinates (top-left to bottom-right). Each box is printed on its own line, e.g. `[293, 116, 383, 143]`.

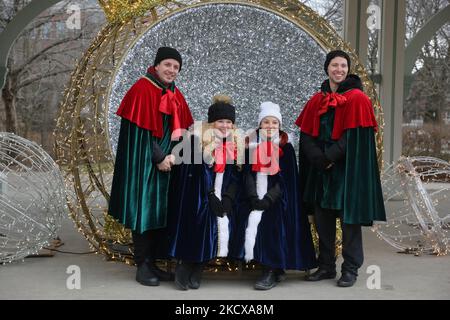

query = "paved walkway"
[1, 214, 449, 300]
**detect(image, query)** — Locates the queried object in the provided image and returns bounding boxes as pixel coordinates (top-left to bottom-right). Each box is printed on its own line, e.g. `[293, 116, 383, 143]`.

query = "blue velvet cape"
[232, 143, 318, 270]
[168, 154, 242, 263]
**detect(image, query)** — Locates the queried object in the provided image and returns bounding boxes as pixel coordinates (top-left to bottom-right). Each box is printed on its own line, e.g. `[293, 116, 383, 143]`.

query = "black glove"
[222, 195, 233, 216]
[314, 154, 333, 171]
[252, 197, 272, 211]
[251, 183, 282, 211]
[208, 191, 225, 217]
[301, 132, 333, 171]
[221, 182, 237, 216]
[265, 183, 282, 203]
[324, 134, 347, 163]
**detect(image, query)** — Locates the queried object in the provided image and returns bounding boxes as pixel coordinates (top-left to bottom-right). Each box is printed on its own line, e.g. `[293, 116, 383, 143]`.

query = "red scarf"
[252, 141, 284, 175]
[295, 92, 347, 138]
[213, 141, 236, 173]
[148, 67, 189, 140]
[318, 92, 347, 116]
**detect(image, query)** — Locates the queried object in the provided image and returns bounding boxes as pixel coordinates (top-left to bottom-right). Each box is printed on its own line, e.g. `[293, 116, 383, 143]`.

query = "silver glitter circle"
[108, 3, 327, 155]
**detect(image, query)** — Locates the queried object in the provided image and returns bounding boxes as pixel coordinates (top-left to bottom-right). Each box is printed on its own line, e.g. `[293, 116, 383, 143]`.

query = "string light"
[0, 133, 67, 264]
[98, 0, 167, 23]
[310, 220, 343, 257]
[374, 156, 450, 256]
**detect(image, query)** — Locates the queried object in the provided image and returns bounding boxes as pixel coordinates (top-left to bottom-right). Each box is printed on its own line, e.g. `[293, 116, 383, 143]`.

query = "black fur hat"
[154, 47, 182, 71]
[208, 95, 235, 124]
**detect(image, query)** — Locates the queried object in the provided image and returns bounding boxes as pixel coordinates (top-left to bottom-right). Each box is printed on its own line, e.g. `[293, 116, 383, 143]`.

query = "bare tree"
[404, 0, 449, 121]
[0, 0, 105, 153]
[301, 0, 344, 33]
[402, 0, 450, 158]
[0, 0, 32, 132]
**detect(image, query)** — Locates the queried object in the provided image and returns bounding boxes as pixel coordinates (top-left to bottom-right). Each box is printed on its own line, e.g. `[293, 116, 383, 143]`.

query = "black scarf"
[320, 74, 364, 94]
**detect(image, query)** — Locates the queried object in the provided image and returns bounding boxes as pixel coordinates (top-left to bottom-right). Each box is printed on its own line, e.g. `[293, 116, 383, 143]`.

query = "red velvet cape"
[295, 89, 378, 140]
[116, 76, 193, 139]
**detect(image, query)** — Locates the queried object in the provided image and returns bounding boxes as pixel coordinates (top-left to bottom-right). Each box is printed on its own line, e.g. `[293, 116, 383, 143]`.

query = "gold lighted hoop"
[55, 0, 384, 263]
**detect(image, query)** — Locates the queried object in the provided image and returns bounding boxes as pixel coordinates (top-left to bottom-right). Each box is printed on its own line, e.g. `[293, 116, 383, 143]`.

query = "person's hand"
[252, 197, 272, 211]
[266, 183, 282, 202]
[312, 153, 333, 171]
[157, 156, 172, 172]
[167, 154, 176, 166]
[222, 195, 233, 216]
[251, 183, 282, 211]
[208, 191, 225, 217]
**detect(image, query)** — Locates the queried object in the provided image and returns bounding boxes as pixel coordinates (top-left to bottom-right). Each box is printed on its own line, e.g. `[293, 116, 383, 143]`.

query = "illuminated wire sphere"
[375, 156, 450, 256]
[0, 133, 66, 264]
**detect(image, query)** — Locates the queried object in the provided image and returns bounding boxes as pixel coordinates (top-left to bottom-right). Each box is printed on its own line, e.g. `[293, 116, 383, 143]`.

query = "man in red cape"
[296, 50, 386, 287]
[108, 47, 193, 286]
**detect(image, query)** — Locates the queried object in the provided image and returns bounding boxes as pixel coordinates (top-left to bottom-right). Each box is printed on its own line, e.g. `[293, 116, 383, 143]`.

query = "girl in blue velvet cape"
[168, 95, 243, 290]
[233, 102, 317, 290]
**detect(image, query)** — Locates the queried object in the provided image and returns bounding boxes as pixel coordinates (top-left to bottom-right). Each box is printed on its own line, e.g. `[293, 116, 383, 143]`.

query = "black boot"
[132, 231, 159, 286]
[275, 269, 286, 282]
[148, 260, 175, 281]
[136, 262, 159, 286]
[254, 268, 284, 290]
[175, 261, 193, 291]
[305, 268, 336, 281]
[337, 272, 357, 287]
[188, 263, 204, 289]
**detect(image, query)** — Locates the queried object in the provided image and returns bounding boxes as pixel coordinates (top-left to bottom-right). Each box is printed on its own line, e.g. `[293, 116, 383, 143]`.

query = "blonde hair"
[212, 94, 232, 105]
[199, 122, 244, 169]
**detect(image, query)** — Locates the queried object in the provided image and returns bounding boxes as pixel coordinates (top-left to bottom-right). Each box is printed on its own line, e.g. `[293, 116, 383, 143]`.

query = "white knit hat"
[258, 101, 282, 126]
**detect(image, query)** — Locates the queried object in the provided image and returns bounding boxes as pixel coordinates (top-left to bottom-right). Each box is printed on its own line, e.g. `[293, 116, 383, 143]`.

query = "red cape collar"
[295, 88, 378, 140]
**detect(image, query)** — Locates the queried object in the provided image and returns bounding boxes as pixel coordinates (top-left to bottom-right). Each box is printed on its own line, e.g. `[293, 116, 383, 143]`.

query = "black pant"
[132, 229, 167, 265]
[314, 205, 363, 276]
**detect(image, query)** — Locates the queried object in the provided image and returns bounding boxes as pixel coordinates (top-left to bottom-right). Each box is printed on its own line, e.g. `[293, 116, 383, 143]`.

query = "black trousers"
[314, 205, 364, 276]
[132, 229, 168, 265]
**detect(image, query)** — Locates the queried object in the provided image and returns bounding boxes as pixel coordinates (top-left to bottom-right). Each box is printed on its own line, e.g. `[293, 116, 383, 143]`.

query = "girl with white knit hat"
[235, 101, 317, 290]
